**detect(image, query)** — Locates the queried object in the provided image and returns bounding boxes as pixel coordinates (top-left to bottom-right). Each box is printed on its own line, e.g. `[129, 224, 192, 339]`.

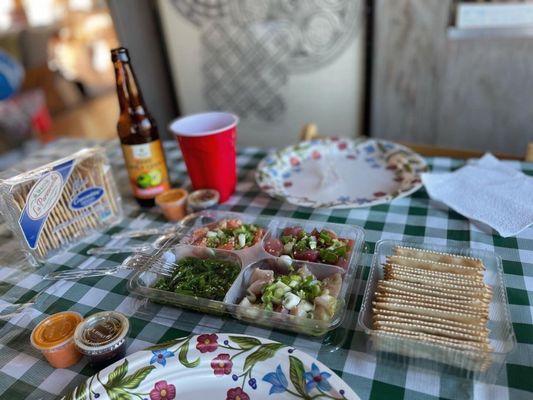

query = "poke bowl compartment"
[261, 218, 365, 271]
[178, 210, 272, 264]
[224, 257, 352, 336]
[357, 240, 516, 383]
[127, 244, 243, 315]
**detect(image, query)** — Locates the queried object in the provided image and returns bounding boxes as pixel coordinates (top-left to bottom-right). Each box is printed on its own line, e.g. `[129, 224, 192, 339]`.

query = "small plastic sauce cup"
[155, 188, 188, 221]
[30, 311, 83, 368]
[74, 311, 130, 370]
[188, 189, 220, 211]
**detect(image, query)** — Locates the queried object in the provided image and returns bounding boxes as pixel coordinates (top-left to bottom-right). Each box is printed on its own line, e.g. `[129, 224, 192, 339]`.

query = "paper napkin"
[421, 153, 533, 237]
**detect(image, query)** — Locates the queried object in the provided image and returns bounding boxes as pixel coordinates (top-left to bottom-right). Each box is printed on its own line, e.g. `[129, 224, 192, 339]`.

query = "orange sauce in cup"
[31, 311, 83, 368]
[155, 188, 188, 221]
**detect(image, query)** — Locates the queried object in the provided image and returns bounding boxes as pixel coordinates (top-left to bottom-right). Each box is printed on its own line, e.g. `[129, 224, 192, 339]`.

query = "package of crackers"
[0, 147, 123, 264]
[358, 240, 516, 381]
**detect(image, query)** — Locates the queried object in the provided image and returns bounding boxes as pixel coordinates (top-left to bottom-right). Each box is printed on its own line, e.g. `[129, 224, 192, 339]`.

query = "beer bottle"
[111, 47, 170, 207]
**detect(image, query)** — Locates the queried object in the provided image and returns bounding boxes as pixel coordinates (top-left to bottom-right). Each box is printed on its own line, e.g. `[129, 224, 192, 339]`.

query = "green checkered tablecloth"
[0, 142, 531, 400]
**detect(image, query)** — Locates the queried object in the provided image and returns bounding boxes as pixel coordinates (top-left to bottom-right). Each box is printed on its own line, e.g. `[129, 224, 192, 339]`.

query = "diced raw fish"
[297, 265, 314, 279]
[322, 273, 342, 297]
[293, 249, 319, 262]
[282, 226, 303, 237]
[264, 238, 283, 256]
[314, 293, 336, 319]
[290, 300, 313, 317]
[314, 305, 330, 321]
[247, 279, 269, 296]
[246, 292, 257, 303]
[250, 268, 274, 284]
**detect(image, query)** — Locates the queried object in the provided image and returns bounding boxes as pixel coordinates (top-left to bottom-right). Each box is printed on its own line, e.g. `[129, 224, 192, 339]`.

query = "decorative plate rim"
[63, 332, 360, 400]
[255, 137, 427, 209]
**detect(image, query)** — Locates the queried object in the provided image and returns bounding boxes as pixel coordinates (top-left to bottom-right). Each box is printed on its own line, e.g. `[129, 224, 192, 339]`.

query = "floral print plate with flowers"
[62, 333, 359, 400]
[255, 137, 427, 209]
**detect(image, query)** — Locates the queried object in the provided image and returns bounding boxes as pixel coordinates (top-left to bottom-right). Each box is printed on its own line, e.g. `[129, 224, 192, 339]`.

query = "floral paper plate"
[256, 138, 427, 208]
[63, 333, 359, 400]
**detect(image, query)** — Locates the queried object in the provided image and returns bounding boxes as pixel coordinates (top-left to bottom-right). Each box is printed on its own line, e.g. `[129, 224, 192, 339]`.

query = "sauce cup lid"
[188, 189, 219, 209]
[74, 311, 129, 355]
[31, 311, 83, 351]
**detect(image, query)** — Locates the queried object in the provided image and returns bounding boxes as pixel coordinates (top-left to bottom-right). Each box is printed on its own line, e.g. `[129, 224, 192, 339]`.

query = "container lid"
[31, 311, 83, 350]
[188, 189, 219, 209]
[74, 311, 129, 355]
[0, 147, 101, 186]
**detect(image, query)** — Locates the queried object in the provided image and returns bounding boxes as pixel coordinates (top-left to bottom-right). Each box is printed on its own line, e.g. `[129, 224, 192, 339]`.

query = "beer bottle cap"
[111, 47, 130, 62]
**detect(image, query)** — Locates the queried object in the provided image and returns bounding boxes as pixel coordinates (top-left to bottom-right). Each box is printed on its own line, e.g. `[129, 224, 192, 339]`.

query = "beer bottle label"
[121, 140, 170, 199]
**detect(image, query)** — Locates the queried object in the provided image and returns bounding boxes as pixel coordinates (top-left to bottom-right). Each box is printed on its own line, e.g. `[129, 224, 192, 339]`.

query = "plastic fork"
[43, 253, 177, 281]
[86, 231, 177, 256]
[110, 213, 200, 240]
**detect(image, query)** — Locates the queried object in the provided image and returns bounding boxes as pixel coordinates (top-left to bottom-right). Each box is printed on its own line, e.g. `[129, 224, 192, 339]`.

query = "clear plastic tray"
[358, 240, 516, 382]
[127, 210, 366, 336]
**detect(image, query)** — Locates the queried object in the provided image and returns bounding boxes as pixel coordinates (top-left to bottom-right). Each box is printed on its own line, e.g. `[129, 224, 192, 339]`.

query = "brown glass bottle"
[111, 47, 170, 207]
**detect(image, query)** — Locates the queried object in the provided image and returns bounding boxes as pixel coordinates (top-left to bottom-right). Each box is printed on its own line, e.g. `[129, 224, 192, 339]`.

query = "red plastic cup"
[170, 112, 238, 202]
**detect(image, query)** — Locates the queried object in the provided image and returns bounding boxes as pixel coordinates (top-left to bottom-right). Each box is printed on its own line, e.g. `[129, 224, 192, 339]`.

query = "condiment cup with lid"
[30, 311, 84, 368]
[74, 311, 129, 369]
[187, 188, 219, 211]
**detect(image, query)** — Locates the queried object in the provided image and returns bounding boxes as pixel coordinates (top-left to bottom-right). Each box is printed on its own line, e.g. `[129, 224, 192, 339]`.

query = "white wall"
[158, 0, 365, 148]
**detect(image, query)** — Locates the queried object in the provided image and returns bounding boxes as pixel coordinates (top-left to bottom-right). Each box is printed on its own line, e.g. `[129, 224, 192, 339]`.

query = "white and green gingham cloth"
[0, 142, 531, 400]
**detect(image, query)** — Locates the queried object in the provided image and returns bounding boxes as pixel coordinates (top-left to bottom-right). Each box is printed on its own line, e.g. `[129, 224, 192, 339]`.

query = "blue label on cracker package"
[19, 160, 74, 249]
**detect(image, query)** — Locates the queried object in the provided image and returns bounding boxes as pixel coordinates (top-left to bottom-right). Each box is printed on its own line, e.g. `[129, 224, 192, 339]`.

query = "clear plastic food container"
[0, 147, 123, 264]
[127, 210, 366, 336]
[358, 240, 516, 382]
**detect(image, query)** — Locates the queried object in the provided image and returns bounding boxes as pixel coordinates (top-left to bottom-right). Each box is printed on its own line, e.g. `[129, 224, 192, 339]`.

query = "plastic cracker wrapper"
[0, 147, 123, 264]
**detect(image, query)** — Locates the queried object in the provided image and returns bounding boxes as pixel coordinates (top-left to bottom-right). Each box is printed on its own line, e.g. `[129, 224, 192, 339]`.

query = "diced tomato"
[219, 241, 235, 250]
[293, 249, 319, 262]
[226, 219, 242, 229]
[264, 238, 283, 256]
[191, 227, 208, 243]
